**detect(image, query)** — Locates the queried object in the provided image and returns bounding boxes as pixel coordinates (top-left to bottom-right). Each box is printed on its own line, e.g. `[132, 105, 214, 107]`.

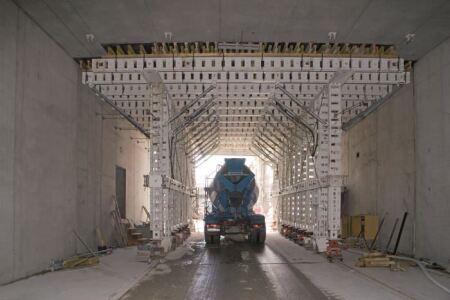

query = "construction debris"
[356, 252, 407, 271]
[48, 248, 113, 271]
[112, 196, 128, 246]
[96, 227, 107, 251]
[356, 252, 394, 268]
[62, 256, 99, 269]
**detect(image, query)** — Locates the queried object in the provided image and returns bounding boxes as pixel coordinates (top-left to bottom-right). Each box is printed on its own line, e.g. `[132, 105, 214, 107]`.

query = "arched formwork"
[81, 42, 411, 251]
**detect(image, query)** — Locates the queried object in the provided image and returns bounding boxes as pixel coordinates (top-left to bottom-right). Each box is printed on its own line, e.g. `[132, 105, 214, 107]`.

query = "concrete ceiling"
[14, 0, 450, 60]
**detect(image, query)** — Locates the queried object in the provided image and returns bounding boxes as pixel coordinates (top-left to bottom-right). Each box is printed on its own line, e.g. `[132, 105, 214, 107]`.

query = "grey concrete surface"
[0, 0, 19, 286]
[342, 84, 416, 255]
[12, 0, 450, 59]
[122, 235, 330, 300]
[413, 38, 450, 266]
[1, 233, 449, 300]
[0, 0, 150, 285]
[343, 38, 450, 265]
[0, 247, 154, 300]
[121, 233, 450, 300]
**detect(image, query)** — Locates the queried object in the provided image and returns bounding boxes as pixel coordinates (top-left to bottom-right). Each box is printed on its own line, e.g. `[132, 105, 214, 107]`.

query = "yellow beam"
[127, 45, 135, 55]
[116, 45, 125, 56]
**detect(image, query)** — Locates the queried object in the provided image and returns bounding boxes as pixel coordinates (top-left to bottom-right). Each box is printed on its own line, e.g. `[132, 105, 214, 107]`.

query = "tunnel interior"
[2, 1, 450, 298]
[80, 46, 411, 250]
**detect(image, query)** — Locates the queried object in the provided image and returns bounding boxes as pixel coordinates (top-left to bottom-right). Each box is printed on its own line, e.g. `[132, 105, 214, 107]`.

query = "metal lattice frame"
[81, 45, 411, 248]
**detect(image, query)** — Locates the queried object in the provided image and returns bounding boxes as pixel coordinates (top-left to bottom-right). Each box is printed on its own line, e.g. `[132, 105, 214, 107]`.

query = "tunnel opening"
[194, 154, 274, 234]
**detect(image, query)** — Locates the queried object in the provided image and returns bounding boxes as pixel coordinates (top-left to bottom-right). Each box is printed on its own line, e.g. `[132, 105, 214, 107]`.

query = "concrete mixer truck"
[204, 158, 266, 244]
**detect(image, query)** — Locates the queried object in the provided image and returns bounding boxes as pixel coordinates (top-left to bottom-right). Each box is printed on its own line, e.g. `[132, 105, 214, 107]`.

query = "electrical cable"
[344, 248, 450, 295]
[389, 255, 450, 295]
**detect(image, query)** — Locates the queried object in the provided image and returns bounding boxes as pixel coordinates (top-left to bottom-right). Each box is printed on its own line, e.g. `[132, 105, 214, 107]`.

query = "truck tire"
[257, 229, 266, 244]
[211, 235, 220, 244]
[249, 230, 257, 244]
[206, 234, 220, 244]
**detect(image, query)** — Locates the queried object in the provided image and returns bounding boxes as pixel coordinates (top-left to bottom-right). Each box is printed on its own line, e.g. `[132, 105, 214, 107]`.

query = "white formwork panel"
[82, 53, 411, 247]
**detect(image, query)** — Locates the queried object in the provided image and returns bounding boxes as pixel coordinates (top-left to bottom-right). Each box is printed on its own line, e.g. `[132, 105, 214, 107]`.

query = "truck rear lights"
[252, 224, 264, 229]
[206, 224, 221, 232]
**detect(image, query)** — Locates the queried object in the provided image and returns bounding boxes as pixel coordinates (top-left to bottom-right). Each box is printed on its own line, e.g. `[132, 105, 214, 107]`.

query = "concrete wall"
[413, 38, 450, 265]
[0, 0, 149, 285]
[342, 85, 416, 255]
[343, 38, 450, 265]
[0, 0, 19, 286]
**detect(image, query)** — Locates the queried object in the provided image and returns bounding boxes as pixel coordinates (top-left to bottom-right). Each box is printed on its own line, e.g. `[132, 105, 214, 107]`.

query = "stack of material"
[62, 256, 99, 269]
[49, 249, 114, 271]
[49, 229, 112, 272]
[356, 252, 395, 268]
[127, 224, 152, 246]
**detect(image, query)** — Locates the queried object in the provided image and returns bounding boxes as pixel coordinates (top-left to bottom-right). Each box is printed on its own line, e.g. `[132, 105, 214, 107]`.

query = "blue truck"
[204, 158, 266, 244]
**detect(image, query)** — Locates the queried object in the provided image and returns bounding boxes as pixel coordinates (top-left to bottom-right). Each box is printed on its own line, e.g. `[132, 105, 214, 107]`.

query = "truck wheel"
[249, 230, 257, 244]
[212, 235, 220, 244]
[257, 230, 266, 244]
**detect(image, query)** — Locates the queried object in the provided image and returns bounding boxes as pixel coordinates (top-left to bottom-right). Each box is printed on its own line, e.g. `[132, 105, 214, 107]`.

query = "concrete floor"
[122, 236, 328, 300]
[121, 233, 450, 300]
[1, 232, 449, 300]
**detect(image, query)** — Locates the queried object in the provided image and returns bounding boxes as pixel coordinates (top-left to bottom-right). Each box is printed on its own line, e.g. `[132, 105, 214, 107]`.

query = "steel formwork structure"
[81, 42, 411, 249]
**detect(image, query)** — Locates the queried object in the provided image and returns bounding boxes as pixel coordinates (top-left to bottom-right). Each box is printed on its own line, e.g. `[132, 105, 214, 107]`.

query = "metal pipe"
[254, 135, 284, 158]
[250, 145, 277, 165]
[182, 120, 217, 147]
[176, 111, 216, 142]
[253, 141, 281, 161]
[370, 214, 386, 250]
[193, 141, 219, 162]
[184, 126, 218, 150]
[393, 212, 408, 255]
[169, 84, 215, 123]
[89, 86, 150, 138]
[172, 98, 216, 135]
[271, 98, 315, 139]
[264, 110, 305, 142]
[257, 129, 289, 154]
[187, 134, 219, 156]
[275, 83, 326, 125]
[260, 120, 292, 149]
[385, 218, 399, 253]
